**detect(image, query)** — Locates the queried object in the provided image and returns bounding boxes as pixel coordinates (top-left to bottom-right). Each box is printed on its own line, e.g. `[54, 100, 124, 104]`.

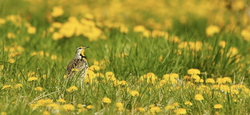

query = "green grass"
[1, 1, 250, 115]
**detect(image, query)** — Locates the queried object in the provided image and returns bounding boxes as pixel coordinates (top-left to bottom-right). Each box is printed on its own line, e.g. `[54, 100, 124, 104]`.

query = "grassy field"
[1, 0, 250, 114]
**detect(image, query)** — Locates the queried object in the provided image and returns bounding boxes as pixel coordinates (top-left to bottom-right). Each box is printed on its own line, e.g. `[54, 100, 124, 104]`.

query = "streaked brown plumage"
[67, 46, 89, 84]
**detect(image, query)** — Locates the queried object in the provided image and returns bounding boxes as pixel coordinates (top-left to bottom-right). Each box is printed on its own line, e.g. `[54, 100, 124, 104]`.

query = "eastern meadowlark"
[67, 46, 89, 85]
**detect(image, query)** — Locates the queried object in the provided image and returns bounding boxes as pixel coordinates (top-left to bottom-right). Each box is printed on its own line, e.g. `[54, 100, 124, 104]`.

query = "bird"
[67, 46, 89, 86]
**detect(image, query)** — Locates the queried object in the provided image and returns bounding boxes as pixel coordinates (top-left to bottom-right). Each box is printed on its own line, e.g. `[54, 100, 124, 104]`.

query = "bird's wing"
[67, 59, 77, 76]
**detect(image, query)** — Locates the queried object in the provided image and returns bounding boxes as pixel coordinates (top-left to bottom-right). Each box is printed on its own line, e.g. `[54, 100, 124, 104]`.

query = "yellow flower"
[2, 85, 12, 90]
[233, 0, 245, 10]
[86, 105, 94, 109]
[7, 33, 15, 39]
[8, 58, 15, 63]
[34, 87, 43, 91]
[226, 47, 238, 57]
[206, 78, 215, 84]
[105, 71, 115, 78]
[1, 112, 7, 115]
[219, 41, 226, 48]
[0, 18, 6, 25]
[187, 68, 200, 75]
[51, 55, 57, 60]
[27, 26, 36, 34]
[47, 103, 59, 109]
[184, 101, 193, 106]
[88, 65, 100, 71]
[220, 85, 230, 92]
[52, 22, 62, 28]
[145, 72, 157, 84]
[0, 65, 4, 71]
[191, 74, 200, 80]
[176, 108, 187, 114]
[61, 104, 75, 111]
[133, 25, 146, 33]
[195, 94, 204, 101]
[52, 32, 63, 40]
[102, 97, 111, 104]
[241, 29, 250, 41]
[116, 102, 124, 111]
[78, 108, 87, 113]
[143, 30, 150, 38]
[66, 86, 78, 92]
[223, 77, 232, 83]
[43, 111, 50, 115]
[206, 25, 220, 37]
[172, 102, 179, 107]
[130, 90, 139, 96]
[28, 77, 38, 81]
[14, 83, 23, 89]
[56, 99, 66, 103]
[120, 25, 129, 33]
[216, 78, 223, 84]
[85, 13, 94, 20]
[30, 103, 39, 110]
[116, 102, 123, 108]
[51, 6, 64, 17]
[165, 105, 174, 110]
[149, 106, 161, 113]
[136, 107, 145, 113]
[214, 104, 223, 109]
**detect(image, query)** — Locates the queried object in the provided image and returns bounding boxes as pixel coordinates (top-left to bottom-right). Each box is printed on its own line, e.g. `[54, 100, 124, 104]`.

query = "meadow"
[1, 0, 250, 114]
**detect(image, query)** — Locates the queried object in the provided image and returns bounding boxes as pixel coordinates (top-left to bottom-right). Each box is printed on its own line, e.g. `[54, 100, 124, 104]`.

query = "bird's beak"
[80, 46, 89, 49]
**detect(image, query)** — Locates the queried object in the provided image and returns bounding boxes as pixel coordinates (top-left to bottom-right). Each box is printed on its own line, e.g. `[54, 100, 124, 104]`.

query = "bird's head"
[75, 46, 89, 59]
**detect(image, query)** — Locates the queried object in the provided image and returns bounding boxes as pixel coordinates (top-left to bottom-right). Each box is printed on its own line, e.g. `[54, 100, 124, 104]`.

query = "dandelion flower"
[136, 107, 145, 113]
[206, 25, 220, 37]
[214, 104, 223, 109]
[8, 58, 15, 63]
[150, 106, 161, 113]
[14, 83, 23, 89]
[28, 77, 38, 81]
[165, 105, 175, 110]
[2, 85, 12, 90]
[34, 87, 43, 91]
[0, 65, 3, 71]
[51, 6, 64, 17]
[66, 86, 78, 92]
[116, 102, 124, 111]
[56, 99, 66, 103]
[219, 41, 226, 48]
[27, 26, 36, 34]
[187, 68, 200, 75]
[130, 90, 139, 96]
[133, 25, 146, 33]
[88, 65, 100, 71]
[223, 77, 232, 83]
[1, 112, 7, 115]
[195, 94, 204, 101]
[78, 108, 87, 113]
[47, 103, 59, 109]
[176, 108, 187, 114]
[43, 111, 50, 115]
[86, 105, 94, 109]
[61, 104, 75, 111]
[206, 78, 215, 84]
[184, 101, 193, 106]
[102, 97, 111, 104]
[52, 22, 62, 28]
[172, 102, 179, 107]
